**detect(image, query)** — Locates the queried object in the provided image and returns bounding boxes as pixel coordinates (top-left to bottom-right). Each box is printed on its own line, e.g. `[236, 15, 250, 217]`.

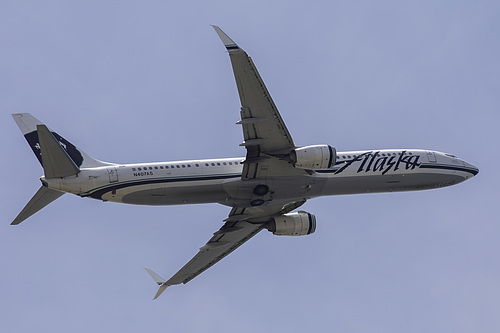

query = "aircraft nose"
[463, 160, 479, 176]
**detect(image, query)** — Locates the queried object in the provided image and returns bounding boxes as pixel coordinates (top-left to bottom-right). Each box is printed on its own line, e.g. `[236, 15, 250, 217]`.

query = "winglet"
[145, 268, 169, 300]
[211, 26, 240, 51]
[145, 267, 166, 284]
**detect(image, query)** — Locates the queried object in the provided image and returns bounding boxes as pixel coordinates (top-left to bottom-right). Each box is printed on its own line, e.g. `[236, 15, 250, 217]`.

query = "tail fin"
[37, 124, 80, 178]
[12, 113, 112, 169]
[12, 113, 113, 225]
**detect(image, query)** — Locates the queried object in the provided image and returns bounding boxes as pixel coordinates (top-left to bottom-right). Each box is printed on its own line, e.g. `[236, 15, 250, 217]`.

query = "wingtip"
[211, 25, 240, 51]
[145, 267, 170, 300]
[144, 267, 166, 285]
[152, 284, 169, 300]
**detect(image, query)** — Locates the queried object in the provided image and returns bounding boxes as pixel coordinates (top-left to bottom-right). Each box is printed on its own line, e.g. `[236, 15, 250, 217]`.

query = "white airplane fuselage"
[11, 26, 480, 296]
[44, 149, 478, 208]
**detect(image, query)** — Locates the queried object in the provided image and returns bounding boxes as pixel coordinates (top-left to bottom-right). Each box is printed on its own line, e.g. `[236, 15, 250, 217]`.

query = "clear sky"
[1, 1, 498, 332]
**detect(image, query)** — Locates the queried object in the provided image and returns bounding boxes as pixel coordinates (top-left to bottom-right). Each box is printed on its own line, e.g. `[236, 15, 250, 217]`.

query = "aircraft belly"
[110, 182, 227, 206]
[319, 172, 467, 196]
[220, 176, 327, 207]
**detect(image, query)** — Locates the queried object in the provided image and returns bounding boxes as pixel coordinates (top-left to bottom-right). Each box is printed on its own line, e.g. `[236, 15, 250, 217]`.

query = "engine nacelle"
[290, 145, 336, 170]
[268, 212, 317, 236]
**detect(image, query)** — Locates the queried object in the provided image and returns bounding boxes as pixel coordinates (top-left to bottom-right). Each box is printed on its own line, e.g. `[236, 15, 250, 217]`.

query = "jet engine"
[267, 211, 316, 236]
[290, 144, 336, 170]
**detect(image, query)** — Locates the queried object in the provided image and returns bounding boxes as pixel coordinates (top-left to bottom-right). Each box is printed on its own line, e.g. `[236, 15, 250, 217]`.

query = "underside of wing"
[212, 26, 294, 154]
[146, 219, 265, 299]
[166, 220, 265, 286]
[145, 200, 307, 299]
[212, 26, 306, 180]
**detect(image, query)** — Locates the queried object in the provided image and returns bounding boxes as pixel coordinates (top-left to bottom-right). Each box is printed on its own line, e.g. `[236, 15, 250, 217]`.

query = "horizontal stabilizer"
[37, 124, 80, 178]
[12, 186, 64, 225]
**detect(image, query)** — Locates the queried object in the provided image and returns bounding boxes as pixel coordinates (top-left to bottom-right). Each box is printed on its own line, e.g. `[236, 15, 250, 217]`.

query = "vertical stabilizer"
[37, 124, 80, 178]
[12, 113, 113, 168]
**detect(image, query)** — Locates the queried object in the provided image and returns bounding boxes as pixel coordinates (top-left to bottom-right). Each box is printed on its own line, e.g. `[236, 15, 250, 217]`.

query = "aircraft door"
[426, 151, 437, 163]
[107, 167, 118, 183]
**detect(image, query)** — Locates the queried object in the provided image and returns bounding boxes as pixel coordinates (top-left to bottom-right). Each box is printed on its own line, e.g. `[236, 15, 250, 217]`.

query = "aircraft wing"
[166, 220, 265, 284]
[145, 201, 306, 299]
[212, 26, 305, 180]
[146, 218, 266, 299]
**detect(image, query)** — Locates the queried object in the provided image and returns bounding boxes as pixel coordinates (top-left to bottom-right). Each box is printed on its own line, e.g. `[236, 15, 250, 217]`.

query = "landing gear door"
[426, 151, 437, 163]
[107, 167, 118, 183]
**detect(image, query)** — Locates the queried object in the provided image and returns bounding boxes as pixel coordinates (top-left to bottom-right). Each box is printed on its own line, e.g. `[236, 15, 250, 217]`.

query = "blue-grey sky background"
[1, 1, 498, 332]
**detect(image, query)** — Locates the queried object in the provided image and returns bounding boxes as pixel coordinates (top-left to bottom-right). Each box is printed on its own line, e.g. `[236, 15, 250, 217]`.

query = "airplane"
[11, 26, 479, 299]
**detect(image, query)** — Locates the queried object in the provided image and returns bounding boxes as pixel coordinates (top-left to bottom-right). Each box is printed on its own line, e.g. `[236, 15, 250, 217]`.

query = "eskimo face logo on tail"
[24, 131, 84, 167]
[334, 151, 421, 175]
